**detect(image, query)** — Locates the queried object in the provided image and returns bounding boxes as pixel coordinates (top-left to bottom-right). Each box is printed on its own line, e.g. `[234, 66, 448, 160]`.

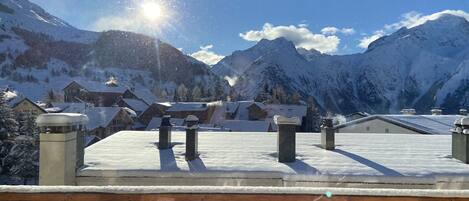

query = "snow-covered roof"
[265, 104, 307, 119]
[85, 107, 122, 130]
[65, 80, 128, 94]
[132, 89, 158, 105]
[49, 102, 88, 113]
[233, 101, 257, 120]
[336, 115, 463, 134]
[166, 102, 208, 112]
[224, 102, 239, 114]
[217, 120, 271, 132]
[145, 117, 185, 131]
[81, 131, 469, 188]
[120, 99, 148, 113]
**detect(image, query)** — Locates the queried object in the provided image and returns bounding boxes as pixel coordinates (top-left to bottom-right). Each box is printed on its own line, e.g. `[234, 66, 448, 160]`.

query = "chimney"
[185, 115, 199, 161]
[431, 108, 442, 115]
[460, 109, 468, 116]
[36, 113, 88, 185]
[321, 118, 335, 150]
[158, 115, 172, 149]
[452, 117, 469, 163]
[274, 115, 301, 163]
[400, 108, 416, 115]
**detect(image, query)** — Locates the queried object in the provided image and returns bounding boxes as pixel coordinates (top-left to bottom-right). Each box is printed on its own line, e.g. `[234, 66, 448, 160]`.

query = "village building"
[145, 117, 185, 131]
[45, 102, 89, 113]
[138, 102, 171, 125]
[335, 114, 463, 134]
[8, 97, 47, 116]
[116, 98, 149, 116]
[165, 102, 211, 123]
[345, 112, 369, 122]
[216, 120, 273, 132]
[63, 80, 128, 107]
[84, 107, 134, 139]
[122, 88, 158, 105]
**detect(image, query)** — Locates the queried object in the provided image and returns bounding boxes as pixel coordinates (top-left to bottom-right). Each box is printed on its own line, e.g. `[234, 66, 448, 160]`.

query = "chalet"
[63, 80, 128, 107]
[335, 114, 463, 134]
[145, 117, 185, 131]
[85, 107, 134, 139]
[8, 97, 47, 116]
[122, 88, 158, 105]
[247, 102, 267, 120]
[139, 102, 171, 125]
[345, 112, 369, 122]
[116, 98, 149, 115]
[165, 102, 210, 123]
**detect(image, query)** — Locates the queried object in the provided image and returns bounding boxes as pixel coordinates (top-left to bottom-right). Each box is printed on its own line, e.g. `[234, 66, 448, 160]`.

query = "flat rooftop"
[79, 131, 469, 188]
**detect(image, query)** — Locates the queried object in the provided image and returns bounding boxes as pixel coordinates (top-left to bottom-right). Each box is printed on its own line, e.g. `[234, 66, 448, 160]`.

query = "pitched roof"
[265, 104, 307, 119]
[132, 89, 158, 105]
[8, 97, 47, 113]
[49, 102, 88, 113]
[64, 80, 128, 94]
[217, 120, 271, 132]
[145, 117, 185, 131]
[81, 131, 469, 188]
[166, 102, 208, 112]
[335, 115, 463, 134]
[120, 99, 148, 113]
[85, 107, 123, 130]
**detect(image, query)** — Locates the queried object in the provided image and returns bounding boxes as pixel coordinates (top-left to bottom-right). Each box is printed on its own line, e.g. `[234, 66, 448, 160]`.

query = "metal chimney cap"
[36, 113, 88, 127]
[461, 117, 469, 126]
[185, 115, 199, 122]
[274, 115, 301, 125]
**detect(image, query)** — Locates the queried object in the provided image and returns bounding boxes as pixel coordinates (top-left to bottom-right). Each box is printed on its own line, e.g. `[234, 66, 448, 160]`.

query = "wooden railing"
[2, 186, 469, 201]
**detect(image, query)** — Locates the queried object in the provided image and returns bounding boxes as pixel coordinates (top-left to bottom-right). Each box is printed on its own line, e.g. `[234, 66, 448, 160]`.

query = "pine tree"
[3, 138, 38, 184]
[176, 84, 188, 102]
[18, 113, 39, 141]
[0, 91, 18, 138]
[191, 86, 202, 101]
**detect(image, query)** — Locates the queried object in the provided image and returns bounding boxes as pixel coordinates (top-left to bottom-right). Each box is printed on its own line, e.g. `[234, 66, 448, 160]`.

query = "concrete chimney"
[431, 108, 442, 115]
[460, 109, 468, 116]
[321, 118, 335, 150]
[274, 115, 301, 163]
[36, 113, 88, 185]
[401, 108, 416, 115]
[185, 115, 199, 161]
[452, 117, 469, 163]
[158, 115, 172, 149]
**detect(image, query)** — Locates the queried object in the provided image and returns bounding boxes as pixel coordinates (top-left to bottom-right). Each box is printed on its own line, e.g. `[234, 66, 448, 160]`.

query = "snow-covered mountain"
[212, 14, 469, 114]
[0, 0, 228, 101]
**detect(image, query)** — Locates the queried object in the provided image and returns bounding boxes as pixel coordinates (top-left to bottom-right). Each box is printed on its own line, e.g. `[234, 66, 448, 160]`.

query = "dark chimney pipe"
[452, 117, 469, 163]
[158, 115, 172, 149]
[185, 115, 199, 161]
[321, 118, 335, 150]
[274, 115, 301, 163]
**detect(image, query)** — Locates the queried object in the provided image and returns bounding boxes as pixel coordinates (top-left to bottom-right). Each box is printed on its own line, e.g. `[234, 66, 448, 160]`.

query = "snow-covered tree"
[191, 86, 202, 101]
[0, 91, 19, 138]
[3, 137, 38, 184]
[17, 113, 39, 141]
[176, 84, 188, 102]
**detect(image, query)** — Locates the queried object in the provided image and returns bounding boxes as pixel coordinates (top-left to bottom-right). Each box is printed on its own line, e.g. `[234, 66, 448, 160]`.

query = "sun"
[141, 2, 163, 21]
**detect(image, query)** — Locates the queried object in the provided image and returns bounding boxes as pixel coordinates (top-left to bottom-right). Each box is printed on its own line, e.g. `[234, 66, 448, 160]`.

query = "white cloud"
[190, 44, 224, 66]
[321, 27, 355, 35]
[240, 23, 340, 53]
[358, 30, 385, 49]
[358, 10, 469, 49]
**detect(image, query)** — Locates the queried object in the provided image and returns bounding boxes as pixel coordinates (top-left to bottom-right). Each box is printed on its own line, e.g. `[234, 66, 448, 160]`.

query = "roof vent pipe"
[274, 115, 301, 163]
[460, 109, 468, 116]
[400, 108, 416, 115]
[431, 108, 442, 115]
[321, 118, 335, 150]
[185, 115, 199, 161]
[158, 115, 172, 149]
[452, 117, 469, 163]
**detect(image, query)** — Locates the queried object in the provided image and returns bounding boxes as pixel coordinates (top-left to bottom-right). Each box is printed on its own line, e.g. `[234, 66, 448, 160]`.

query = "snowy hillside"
[0, 0, 228, 101]
[213, 14, 469, 114]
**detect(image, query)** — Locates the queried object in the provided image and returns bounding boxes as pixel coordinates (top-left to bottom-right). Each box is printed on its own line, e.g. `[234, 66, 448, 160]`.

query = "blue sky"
[31, 0, 469, 64]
